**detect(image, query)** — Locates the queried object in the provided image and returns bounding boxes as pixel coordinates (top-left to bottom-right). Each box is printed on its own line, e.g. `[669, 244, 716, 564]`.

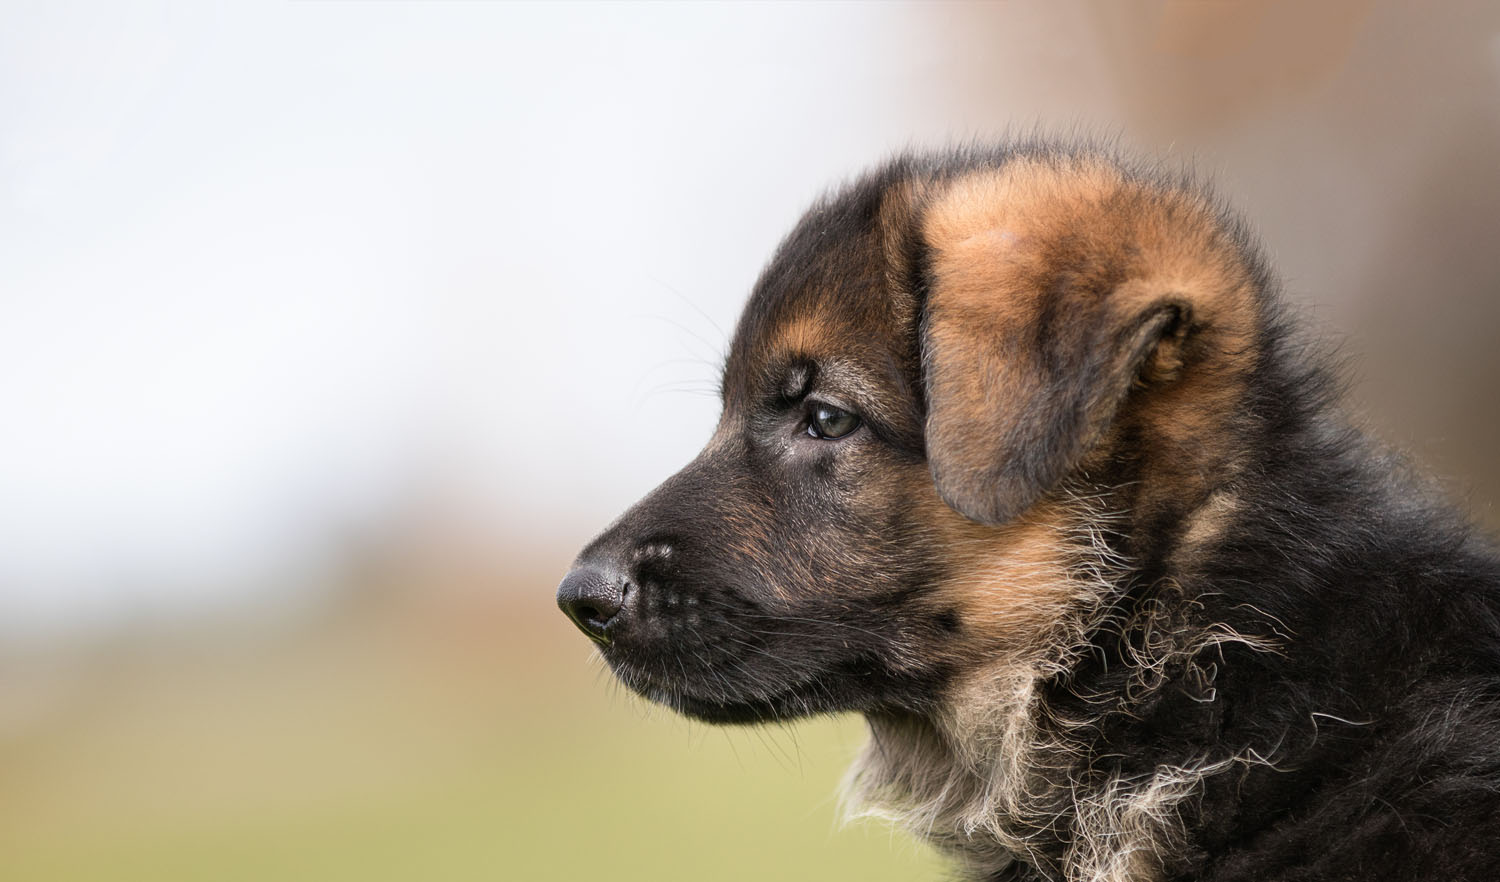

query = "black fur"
[558, 141, 1500, 881]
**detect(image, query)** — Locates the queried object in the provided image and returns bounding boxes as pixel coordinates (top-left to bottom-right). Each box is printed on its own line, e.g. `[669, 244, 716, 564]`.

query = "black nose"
[556, 567, 627, 644]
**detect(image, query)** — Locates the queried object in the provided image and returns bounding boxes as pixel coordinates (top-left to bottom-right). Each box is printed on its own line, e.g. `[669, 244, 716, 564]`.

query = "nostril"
[556, 567, 627, 644]
[575, 603, 606, 628]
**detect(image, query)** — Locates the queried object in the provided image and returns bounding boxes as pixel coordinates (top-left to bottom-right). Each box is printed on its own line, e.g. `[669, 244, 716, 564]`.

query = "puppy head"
[557, 148, 1262, 724]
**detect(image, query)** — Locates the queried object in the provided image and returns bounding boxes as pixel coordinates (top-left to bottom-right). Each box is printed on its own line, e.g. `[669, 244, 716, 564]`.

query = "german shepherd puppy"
[556, 142, 1500, 881]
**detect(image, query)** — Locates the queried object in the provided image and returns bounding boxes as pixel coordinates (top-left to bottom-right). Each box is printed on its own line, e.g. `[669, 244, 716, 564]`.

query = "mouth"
[647, 687, 787, 724]
[604, 650, 815, 724]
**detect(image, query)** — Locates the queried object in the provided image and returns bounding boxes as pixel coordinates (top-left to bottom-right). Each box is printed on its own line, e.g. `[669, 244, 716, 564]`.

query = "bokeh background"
[3, 2, 1498, 880]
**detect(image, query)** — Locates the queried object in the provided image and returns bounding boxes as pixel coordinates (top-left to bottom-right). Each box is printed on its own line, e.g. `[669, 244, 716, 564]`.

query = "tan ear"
[920, 159, 1254, 525]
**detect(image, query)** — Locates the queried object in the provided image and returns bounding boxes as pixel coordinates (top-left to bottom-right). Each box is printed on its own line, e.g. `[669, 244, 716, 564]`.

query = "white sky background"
[1, 3, 1112, 637]
[2, 2, 1497, 640]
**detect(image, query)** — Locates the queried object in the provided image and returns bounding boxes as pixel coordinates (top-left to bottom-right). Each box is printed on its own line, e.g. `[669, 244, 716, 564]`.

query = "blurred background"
[2, 2, 1498, 879]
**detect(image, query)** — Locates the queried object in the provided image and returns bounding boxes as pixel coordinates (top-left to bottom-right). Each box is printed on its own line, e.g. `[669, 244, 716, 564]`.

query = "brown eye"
[808, 403, 861, 440]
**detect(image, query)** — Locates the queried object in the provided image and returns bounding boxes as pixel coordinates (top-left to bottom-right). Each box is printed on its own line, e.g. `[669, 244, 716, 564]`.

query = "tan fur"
[1176, 490, 1242, 558]
[844, 528, 1282, 881]
[922, 159, 1252, 328]
[922, 495, 1089, 649]
[774, 313, 829, 357]
[877, 175, 933, 317]
[756, 155, 1287, 878]
[920, 156, 1261, 525]
[566, 148, 1455, 881]
[834, 160, 1289, 880]
[844, 488, 1129, 876]
[843, 474, 1282, 881]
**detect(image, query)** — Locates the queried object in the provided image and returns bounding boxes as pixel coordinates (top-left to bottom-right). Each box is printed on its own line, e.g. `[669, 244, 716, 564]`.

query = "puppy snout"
[556, 566, 630, 644]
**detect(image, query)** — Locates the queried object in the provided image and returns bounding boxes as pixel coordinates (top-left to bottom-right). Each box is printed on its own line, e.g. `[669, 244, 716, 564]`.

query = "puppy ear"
[924, 291, 1190, 525]
[919, 160, 1251, 525]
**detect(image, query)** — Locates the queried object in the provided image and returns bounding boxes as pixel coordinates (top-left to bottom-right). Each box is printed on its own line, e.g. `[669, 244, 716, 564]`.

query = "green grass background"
[0, 597, 942, 881]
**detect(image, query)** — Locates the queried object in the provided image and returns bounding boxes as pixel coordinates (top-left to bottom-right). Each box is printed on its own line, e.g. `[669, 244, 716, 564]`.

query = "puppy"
[556, 142, 1500, 881]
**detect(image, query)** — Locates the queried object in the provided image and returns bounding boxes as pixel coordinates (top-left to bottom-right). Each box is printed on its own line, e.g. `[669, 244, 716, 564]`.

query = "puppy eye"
[808, 403, 861, 440]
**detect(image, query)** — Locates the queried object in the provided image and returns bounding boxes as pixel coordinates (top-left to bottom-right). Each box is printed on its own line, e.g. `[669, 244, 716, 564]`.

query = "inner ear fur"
[919, 158, 1258, 526]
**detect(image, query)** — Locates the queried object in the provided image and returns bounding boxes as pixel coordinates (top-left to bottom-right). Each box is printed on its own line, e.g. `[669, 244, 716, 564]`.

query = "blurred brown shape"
[1109, 0, 1376, 131]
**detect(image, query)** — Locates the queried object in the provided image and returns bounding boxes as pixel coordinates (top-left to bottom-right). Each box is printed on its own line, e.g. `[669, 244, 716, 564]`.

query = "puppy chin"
[654, 690, 784, 725]
[606, 652, 819, 724]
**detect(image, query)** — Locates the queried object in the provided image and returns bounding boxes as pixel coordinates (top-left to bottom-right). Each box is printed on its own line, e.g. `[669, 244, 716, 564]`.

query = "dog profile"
[556, 142, 1500, 881]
